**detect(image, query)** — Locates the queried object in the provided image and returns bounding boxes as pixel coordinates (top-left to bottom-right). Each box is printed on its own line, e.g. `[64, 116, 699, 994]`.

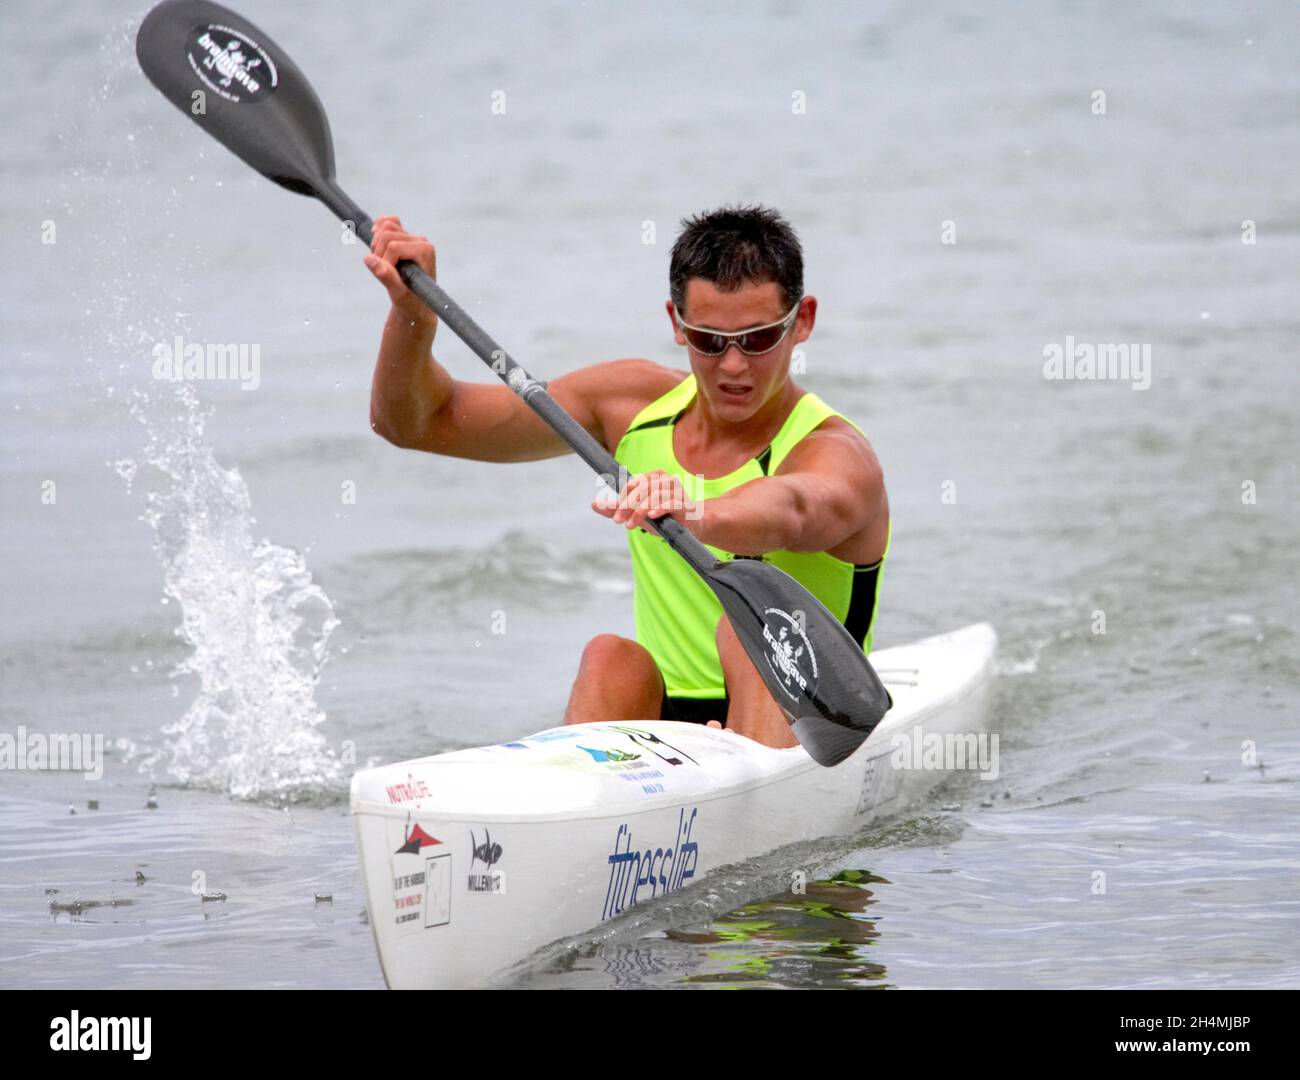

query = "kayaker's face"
[667, 279, 815, 421]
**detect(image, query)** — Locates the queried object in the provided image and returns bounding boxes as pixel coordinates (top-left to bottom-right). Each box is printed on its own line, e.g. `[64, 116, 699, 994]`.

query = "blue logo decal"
[578, 745, 641, 764]
[602, 807, 699, 921]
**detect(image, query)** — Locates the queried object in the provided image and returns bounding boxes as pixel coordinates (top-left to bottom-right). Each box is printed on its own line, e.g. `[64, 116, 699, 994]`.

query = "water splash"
[132, 385, 344, 801]
[51, 19, 346, 803]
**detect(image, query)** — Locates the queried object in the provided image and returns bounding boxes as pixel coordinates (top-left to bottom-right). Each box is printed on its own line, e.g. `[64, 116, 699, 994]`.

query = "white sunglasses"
[673, 300, 801, 356]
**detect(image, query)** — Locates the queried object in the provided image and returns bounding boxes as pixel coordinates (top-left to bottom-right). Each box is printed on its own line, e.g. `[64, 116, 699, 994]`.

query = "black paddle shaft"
[136, 0, 892, 765]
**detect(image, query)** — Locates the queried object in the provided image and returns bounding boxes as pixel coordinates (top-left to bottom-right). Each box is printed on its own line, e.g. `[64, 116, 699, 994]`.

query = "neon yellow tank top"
[614, 374, 889, 699]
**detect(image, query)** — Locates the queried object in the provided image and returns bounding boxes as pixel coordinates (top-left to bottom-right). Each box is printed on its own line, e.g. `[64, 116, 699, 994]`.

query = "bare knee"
[565, 634, 661, 724]
[578, 634, 657, 677]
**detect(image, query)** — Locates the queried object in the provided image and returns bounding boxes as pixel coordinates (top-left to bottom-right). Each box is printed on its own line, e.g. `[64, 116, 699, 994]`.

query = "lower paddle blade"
[705, 557, 891, 767]
[136, 0, 337, 197]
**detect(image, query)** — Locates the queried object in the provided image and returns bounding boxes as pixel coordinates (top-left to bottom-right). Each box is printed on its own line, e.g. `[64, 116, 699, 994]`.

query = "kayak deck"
[351, 622, 997, 989]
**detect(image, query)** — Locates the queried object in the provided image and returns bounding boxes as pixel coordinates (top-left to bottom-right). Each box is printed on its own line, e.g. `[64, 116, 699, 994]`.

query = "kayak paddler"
[366, 205, 890, 749]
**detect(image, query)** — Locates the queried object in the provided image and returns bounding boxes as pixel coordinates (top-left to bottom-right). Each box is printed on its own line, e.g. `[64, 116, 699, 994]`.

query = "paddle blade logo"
[187, 23, 279, 103]
[761, 607, 819, 701]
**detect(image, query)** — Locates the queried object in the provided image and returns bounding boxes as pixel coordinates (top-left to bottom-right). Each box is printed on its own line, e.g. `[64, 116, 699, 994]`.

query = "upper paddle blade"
[705, 558, 891, 767]
[136, 0, 337, 197]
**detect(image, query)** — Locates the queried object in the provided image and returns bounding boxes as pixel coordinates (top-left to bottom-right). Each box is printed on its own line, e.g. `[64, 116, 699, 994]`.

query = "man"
[365, 205, 889, 749]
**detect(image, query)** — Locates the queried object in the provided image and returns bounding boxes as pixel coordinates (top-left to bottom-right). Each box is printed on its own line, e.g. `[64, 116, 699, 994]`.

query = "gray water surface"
[1, 0, 1297, 989]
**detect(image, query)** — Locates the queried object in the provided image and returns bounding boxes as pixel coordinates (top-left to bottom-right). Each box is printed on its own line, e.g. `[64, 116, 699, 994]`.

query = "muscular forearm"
[369, 308, 449, 447]
[691, 478, 811, 555]
[603, 438, 881, 555]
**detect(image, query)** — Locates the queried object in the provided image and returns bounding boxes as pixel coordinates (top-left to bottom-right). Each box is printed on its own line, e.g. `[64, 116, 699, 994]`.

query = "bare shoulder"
[779, 414, 889, 562]
[554, 358, 687, 452]
[781, 415, 882, 479]
[556, 358, 681, 400]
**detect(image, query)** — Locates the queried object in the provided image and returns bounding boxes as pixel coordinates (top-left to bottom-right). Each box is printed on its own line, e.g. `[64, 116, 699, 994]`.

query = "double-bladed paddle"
[135, 0, 892, 766]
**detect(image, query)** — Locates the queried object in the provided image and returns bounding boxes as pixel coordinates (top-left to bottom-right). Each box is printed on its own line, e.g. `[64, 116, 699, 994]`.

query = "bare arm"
[697, 426, 884, 554]
[596, 421, 886, 556]
[368, 301, 448, 447]
[365, 216, 668, 462]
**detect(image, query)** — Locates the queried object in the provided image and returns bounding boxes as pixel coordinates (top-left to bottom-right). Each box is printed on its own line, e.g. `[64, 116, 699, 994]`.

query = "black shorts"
[661, 694, 729, 727]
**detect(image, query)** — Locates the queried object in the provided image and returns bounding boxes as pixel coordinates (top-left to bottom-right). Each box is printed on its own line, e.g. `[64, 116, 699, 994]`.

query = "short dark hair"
[669, 204, 804, 316]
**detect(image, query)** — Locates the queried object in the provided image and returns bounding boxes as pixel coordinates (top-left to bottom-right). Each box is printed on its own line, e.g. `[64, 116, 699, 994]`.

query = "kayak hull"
[351, 622, 997, 989]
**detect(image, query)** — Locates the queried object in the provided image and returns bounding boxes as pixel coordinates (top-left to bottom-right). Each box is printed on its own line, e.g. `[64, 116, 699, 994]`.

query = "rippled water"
[1, 0, 1297, 989]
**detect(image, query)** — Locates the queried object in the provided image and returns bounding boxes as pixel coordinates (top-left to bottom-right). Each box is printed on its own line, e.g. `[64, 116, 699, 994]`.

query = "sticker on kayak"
[577, 745, 641, 765]
[384, 772, 431, 806]
[390, 818, 451, 931]
[394, 821, 442, 856]
[602, 806, 700, 920]
[468, 828, 505, 894]
[186, 24, 278, 103]
[761, 607, 819, 701]
[609, 726, 699, 767]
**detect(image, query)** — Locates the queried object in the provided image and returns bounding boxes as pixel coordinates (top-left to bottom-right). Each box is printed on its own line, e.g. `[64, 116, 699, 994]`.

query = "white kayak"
[351, 622, 997, 989]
